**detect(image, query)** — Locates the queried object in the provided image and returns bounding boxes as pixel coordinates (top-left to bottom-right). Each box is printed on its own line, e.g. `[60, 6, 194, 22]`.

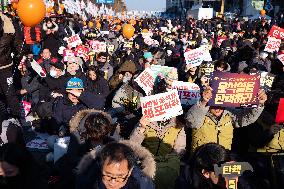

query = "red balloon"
[17, 0, 46, 27]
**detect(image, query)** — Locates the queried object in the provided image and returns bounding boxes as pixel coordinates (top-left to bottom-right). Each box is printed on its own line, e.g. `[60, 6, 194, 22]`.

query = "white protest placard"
[30, 60, 46, 77]
[66, 34, 82, 48]
[63, 49, 75, 62]
[260, 72, 275, 92]
[107, 44, 115, 52]
[160, 27, 168, 33]
[171, 81, 201, 106]
[184, 47, 204, 67]
[264, 37, 281, 53]
[134, 68, 155, 95]
[142, 32, 153, 39]
[140, 90, 183, 122]
[89, 40, 107, 52]
[277, 54, 284, 65]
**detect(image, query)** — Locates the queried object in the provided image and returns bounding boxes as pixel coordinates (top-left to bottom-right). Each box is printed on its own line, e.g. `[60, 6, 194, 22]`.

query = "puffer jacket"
[76, 140, 156, 189]
[0, 13, 22, 68]
[186, 102, 264, 152]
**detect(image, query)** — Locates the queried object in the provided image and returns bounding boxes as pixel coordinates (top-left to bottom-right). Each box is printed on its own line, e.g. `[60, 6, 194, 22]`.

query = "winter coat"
[21, 72, 41, 105]
[76, 140, 156, 189]
[85, 77, 109, 98]
[39, 75, 66, 102]
[62, 70, 88, 88]
[53, 109, 114, 188]
[92, 61, 114, 81]
[42, 32, 61, 57]
[130, 118, 186, 157]
[109, 60, 137, 90]
[111, 83, 143, 116]
[52, 91, 105, 129]
[0, 13, 22, 68]
[186, 102, 264, 152]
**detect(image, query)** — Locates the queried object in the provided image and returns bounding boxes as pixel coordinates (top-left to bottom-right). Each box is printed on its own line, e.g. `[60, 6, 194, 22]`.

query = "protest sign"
[142, 32, 153, 39]
[75, 45, 89, 61]
[172, 81, 201, 106]
[89, 40, 107, 52]
[208, 71, 260, 108]
[260, 72, 275, 92]
[140, 90, 183, 122]
[264, 37, 281, 53]
[160, 27, 168, 33]
[66, 34, 82, 48]
[107, 44, 115, 52]
[268, 25, 284, 40]
[277, 54, 284, 65]
[124, 41, 133, 48]
[22, 100, 31, 117]
[217, 36, 227, 47]
[63, 49, 75, 62]
[30, 60, 46, 77]
[134, 68, 155, 95]
[276, 98, 284, 124]
[184, 47, 204, 67]
[151, 65, 178, 81]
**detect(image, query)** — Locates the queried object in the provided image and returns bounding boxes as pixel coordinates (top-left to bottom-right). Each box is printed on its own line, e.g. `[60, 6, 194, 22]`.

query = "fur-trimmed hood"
[0, 13, 15, 34]
[76, 140, 156, 179]
[69, 109, 113, 134]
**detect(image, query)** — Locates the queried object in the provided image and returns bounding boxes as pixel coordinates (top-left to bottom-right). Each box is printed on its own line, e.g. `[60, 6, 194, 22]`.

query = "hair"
[100, 142, 136, 170]
[88, 65, 103, 78]
[191, 143, 228, 173]
[83, 113, 111, 141]
[214, 60, 228, 71]
[97, 52, 108, 58]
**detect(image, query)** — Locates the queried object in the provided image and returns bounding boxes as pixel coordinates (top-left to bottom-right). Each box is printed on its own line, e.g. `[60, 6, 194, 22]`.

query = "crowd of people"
[0, 5, 284, 189]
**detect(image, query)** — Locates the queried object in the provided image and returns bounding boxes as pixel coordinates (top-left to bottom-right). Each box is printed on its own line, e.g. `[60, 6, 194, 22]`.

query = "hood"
[69, 109, 113, 134]
[76, 140, 156, 179]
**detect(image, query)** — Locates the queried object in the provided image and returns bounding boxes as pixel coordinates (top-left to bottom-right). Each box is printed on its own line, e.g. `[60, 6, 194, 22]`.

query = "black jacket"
[85, 77, 110, 98]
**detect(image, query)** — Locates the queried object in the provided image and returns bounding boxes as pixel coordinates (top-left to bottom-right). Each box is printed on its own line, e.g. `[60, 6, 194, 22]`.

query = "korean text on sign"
[171, 81, 201, 106]
[66, 34, 82, 48]
[278, 54, 284, 65]
[134, 68, 155, 95]
[89, 41, 107, 52]
[140, 90, 183, 122]
[184, 47, 204, 67]
[268, 25, 284, 39]
[208, 71, 260, 108]
[264, 37, 281, 53]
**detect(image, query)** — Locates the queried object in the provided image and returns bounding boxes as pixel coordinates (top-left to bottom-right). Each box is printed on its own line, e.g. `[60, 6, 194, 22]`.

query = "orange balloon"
[123, 24, 135, 39]
[60, 4, 64, 10]
[260, 9, 266, 16]
[142, 29, 148, 33]
[88, 22, 94, 28]
[12, 2, 18, 10]
[17, 0, 46, 27]
[116, 25, 121, 31]
[96, 22, 101, 29]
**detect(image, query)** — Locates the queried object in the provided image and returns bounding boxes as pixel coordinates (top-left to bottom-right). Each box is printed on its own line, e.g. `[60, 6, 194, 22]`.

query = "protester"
[76, 141, 155, 189]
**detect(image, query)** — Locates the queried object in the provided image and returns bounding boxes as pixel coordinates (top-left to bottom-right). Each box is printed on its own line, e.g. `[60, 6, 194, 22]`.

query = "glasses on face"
[102, 170, 130, 183]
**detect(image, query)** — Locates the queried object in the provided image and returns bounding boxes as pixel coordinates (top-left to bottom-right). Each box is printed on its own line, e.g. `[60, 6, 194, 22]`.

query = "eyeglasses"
[102, 170, 130, 183]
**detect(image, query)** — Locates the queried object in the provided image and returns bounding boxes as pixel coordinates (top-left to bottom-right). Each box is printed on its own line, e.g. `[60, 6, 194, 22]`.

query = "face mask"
[123, 75, 132, 83]
[50, 70, 57, 78]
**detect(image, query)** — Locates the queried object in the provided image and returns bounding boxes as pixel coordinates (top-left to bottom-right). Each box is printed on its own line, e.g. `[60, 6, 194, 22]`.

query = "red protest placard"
[264, 37, 281, 53]
[140, 90, 183, 122]
[276, 98, 284, 124]
[208, 71, 260, 108]
[66, 34, 82, 48]
[63, 49, 75, 62]
[278, 54, 284, 65]
[217, 36, 227, 47]
[268, 25, 284, 40]
[89, 40, 107, 52]
[75, 45, 90, 61]
[134, 68, 155, 95]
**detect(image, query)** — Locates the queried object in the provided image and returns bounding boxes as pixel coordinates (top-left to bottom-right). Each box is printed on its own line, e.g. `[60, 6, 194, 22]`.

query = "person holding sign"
[186, 86, 267, 153]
